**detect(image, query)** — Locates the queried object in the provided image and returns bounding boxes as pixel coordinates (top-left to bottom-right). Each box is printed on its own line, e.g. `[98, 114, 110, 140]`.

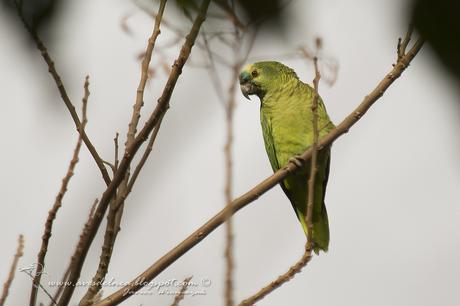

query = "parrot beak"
[239, 70, 253, 101]
[240, 83, 252, 100]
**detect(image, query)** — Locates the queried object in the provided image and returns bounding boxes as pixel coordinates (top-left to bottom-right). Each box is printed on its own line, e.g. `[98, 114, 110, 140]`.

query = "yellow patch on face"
[242, 63, 254, 74]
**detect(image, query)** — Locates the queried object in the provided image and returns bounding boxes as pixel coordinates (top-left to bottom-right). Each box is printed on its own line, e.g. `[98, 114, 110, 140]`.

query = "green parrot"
[239, 61, 335, 253]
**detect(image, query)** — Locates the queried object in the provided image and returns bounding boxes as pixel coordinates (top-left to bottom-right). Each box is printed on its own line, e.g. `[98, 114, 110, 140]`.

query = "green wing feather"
[260, 78, 334, 254]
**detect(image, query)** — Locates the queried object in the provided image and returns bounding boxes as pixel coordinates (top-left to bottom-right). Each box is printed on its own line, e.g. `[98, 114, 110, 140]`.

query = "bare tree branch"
[398, 24, 414, 62]
[49, 200, 99, 306]
[127, 0, 168, 146]
[222, 25, 256, 306]
[93, 36, 424, 306]
[14, 2, 111, 186]
[238, 244, 313, 306]
[56, 0, 212, 304]
[77, 197, 117, 306]
[47, 265, 69, 306]
[169, 276, 193, 306]
[135, 3, 232, 67]
[29, 76, 90, 306]
[57, 197, 98, 305]
[113, 133, 120, 172]
[306, 53, 321, 250]
[223, 63, 238, 306]
[78, 2, 169, 305]
[126, 112, 165, 193]
[0, 235, 25, 306]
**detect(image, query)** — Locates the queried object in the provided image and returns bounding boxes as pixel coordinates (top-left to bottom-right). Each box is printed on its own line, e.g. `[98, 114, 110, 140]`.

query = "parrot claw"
[288, 155, 304, 168]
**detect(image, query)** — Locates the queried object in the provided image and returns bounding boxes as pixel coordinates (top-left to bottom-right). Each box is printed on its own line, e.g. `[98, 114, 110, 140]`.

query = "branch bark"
[222, 28, 256, 306]
[78, 2, 168, 305]
[169, 276, 193, 306]
[306, 55, 321, 250]
[93, 37, 424, 306]
[238, 245, 313, 306]
[49, 200, 98, 306]
[14, 2, 111, 186]
[0, 235, 25, 306]
[127, 0, 168, 146]
[30, 76, 90, 306]
[56, 0, 212, 304]
[223, 63, 238, 306]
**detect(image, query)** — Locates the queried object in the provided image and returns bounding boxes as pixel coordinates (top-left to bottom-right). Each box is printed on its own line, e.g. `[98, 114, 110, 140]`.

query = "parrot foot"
[288, 155, 305, 168]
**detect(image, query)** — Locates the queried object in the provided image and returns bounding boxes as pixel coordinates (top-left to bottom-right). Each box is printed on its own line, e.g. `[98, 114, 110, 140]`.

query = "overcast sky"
[1, 0, 459, 305]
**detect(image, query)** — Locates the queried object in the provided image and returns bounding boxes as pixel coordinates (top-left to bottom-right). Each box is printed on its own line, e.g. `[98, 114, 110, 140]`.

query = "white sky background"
[1, 0, 460, 305]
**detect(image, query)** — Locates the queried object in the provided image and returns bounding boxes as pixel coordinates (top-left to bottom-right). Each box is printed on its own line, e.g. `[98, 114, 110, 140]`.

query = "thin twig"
[126, 113, 165, 193]
[102, 160, 115, 174]
[214, 0, 245, 29]
[169, 276, 193, 306]
[306, 54, 321, 250]
[47, 266, 70, 306]
[238, 244, 313, 306]
[114, 133, 119, 172]
[57, 1, 212, 305]
[223, 24, 256, 306]
[222, 22, 242, 306]
[127, 0, 168, 147]
[397, 23, 414, 62]
[14, 2, 111, 185]
[0, 235, 25, 306]
[78, 2, 169, 305]
[78, 197, 118, 306]
[23, 270, 57, 306]
[49, 200, 98, 306]
[202, 33, 226, 104]
[29, 76, 90, 306]
[223, 64, 238, 306]
[135, 3, 232, 67]
[93, 35, 424, 306]
[78, 196, 120, 306]
[57, 198, 98, 305]
[299, 46, 339, 87]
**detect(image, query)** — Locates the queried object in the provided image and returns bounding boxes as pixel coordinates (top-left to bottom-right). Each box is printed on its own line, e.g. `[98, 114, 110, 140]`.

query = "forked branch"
[78, 2, 169, 305]
[15, 0, 110, 185]
[14, 2, 111, 185]
[56, 0, 212, 304]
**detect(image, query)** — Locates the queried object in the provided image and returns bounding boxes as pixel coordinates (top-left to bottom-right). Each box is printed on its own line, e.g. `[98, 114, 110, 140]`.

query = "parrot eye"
[251, 70, 259, 77]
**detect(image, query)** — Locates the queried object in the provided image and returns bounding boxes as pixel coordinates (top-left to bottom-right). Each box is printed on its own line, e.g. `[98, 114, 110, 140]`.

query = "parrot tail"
[296, 148, 331, 254]
[282, 148, 331, 254]
[297, 206, 329, 254]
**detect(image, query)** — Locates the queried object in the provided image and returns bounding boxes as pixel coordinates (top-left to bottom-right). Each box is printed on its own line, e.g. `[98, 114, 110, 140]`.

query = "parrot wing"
[260, 112, 281, 172]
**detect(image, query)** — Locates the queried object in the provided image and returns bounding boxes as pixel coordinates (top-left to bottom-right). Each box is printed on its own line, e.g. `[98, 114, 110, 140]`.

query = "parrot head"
[239, 61, 299, 100]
